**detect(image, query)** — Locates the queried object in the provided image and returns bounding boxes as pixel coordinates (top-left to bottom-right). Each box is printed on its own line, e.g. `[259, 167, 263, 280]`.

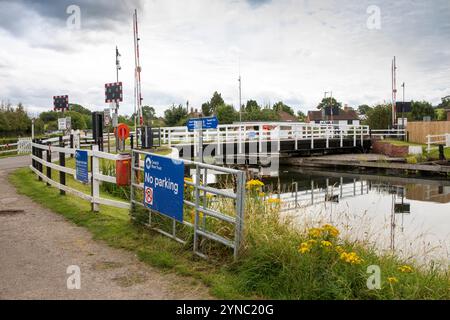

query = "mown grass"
[10, 169, 450, 299]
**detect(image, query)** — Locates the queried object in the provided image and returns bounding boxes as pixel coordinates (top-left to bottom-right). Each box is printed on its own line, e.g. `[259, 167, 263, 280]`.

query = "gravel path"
[0, 156, 210, 299]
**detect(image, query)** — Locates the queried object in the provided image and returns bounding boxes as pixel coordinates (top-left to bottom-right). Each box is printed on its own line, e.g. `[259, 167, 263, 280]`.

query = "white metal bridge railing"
[159, 122, 371, 151]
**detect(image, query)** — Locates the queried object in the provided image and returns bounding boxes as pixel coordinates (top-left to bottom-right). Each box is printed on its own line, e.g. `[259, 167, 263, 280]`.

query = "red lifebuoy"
[115, 123, 130, 140]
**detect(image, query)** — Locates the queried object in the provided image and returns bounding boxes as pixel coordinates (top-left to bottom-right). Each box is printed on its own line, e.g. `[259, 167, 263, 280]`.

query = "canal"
[255, 166, 450, 265]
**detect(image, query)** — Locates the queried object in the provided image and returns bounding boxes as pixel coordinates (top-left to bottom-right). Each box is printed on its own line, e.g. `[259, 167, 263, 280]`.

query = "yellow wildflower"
[340, 252, 363, 265]
[307, 239, 317, 245]
[322, 224, 340, 237]
[320, 240, 333, 248]
[298, 242, 310, 254]
[258, 192, 266, 197]
[335, 246, 344, 254]
[246, 179, 265, 190]
[308, 227, 323, 239]
[398, 265, 414, 273]
[387, 277, 399, 284]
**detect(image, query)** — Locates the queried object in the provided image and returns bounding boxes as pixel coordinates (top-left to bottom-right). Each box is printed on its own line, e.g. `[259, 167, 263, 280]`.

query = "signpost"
[75, 150, 89, 183]
[58, 118, 67, 131]
[187, 116, 218, 131]
[187, 116, 218, 163]
[143, 154, 185, 222]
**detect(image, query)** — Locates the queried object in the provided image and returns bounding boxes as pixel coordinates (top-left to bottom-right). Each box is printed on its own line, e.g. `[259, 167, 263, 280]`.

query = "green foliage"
[437, 96, 450, 109]
[434, 109, 447, 121]
[297, 110, 306, 122]
[142, 106, 156, 125]
[357, 104, 371, 115]
[272, 101, 294, 116]
[216, 104, 238, 124]
[0, 102, 32, 137]
[202, 92, 225, 116]
[164, 104, 188, 127]
[317, 97, 342, 110]
[411, 100, 434, 121]
[364, 104, 392, 129]
[245, 100, 260, 113]
[69, 104, 92, 115]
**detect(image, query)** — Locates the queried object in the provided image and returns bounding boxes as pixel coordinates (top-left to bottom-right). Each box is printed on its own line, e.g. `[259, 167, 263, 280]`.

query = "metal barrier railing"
[130, 149, 246, 260]
[160, 123, 371, 150]
[426, 134, 450, 153]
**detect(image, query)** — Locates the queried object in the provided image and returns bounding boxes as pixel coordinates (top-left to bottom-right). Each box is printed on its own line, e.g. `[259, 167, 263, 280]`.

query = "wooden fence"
[407, 121, 450, 144]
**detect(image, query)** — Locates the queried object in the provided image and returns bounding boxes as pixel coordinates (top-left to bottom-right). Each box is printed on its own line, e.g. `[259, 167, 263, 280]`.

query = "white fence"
[370, 129, 406, 139]
[160, 122, 370, 152]
[31, 142, 130, 210]
[30, 140, 247, 260]
[426, 134, 450, 153]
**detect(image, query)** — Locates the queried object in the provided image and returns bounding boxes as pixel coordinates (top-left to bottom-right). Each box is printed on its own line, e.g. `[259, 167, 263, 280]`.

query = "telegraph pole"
[392, 56, 397, 128]
[115, 46, 121, 151]
[401, 82, 405, 129]
[238, 74, 242, 123]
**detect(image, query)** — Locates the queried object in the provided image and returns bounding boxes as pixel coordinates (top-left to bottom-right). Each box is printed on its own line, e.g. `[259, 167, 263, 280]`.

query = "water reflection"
[254, 167, 450, 264]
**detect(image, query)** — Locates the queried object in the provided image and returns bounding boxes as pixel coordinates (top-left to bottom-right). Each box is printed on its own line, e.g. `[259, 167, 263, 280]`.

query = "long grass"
[9, 169, 450, 299]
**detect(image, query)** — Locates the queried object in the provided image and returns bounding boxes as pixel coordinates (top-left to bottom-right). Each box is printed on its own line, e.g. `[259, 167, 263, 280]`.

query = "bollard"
[59, 136, 66, 195]
[130, 134, 134, 150]
[46, 142, 51, 186]
[439, 145, 445, 161]
[70, 133, 74, 158]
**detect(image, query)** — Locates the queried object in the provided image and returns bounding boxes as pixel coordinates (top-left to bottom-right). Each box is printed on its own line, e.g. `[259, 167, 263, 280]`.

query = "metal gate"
[130, 150, 246, 259]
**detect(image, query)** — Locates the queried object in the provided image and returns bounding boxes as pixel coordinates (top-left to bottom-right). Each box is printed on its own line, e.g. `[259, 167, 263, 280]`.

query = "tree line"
[163, 91, 306, 127]
[1, 94, 449, 137]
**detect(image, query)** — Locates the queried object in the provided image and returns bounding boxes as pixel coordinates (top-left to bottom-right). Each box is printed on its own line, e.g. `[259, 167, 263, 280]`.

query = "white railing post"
[259, 124, 263, 152]
[427, 135, 431, 153]
[446, 134, 450, 148]
[340, 128, 343, 148]
[353, 127, 356, 147]
[168, 129, 172, 147]
[91, 145, 100, 212]
[216, 127, 221, 156]
[294, 125, 298, 150]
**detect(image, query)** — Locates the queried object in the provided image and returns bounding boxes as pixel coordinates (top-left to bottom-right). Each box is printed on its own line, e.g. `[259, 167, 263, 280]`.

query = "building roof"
[277, 110, 298, 122]
[307, 109, 359, 121]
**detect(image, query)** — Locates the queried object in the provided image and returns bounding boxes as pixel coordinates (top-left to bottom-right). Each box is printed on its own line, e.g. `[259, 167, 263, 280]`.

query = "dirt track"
[0, 156, 210, 299]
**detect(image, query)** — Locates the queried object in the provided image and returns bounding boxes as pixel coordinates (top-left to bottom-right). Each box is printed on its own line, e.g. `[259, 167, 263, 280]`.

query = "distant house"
[307, 106, 360, 126]
[277, 110, 298, 122]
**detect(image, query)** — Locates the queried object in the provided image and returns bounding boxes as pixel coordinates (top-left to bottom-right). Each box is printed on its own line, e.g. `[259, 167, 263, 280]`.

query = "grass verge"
[9, 169, 450, 299]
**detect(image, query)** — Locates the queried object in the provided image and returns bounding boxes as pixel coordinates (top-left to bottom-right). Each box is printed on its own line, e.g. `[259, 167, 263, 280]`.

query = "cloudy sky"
[0, 0, 449, 117]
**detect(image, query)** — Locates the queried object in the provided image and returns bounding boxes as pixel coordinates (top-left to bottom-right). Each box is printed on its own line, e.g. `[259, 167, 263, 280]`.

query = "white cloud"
[0, 0, 449, 118]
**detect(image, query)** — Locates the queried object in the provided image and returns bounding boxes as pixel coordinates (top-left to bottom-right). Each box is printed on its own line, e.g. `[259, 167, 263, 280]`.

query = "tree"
[435, 108, 447, 121]
[411, 100, 434, 121]
[142, 106, 156, 125]
[201, 102, 212, 116]
[65, 111, 87, 130]
[216, 104, 237, 124]
[202, 91, 225, 116]
[69, 104, 91, 115]
[164, 104, 188, 127]
[297, 110, 306, 122]
[357, 104, 371, 115]
[272, 101, 294, 115]
[39, 111, 59, 123]
[317, 97, 342, 110]
[245, 100, 260, 113]
[364, 104, 391, 129]
[438, 96, 450, 109]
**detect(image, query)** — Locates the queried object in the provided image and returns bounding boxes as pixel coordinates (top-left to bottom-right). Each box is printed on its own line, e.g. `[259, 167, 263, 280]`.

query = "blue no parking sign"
[75, 150, 89, 183]
[143, 154, 185, 222]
